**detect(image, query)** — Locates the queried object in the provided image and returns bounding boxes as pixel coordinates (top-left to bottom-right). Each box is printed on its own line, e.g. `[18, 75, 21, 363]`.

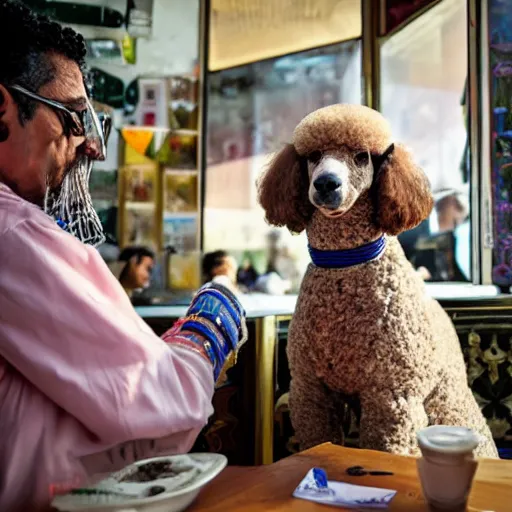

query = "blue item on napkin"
[293, 468, 397, 509]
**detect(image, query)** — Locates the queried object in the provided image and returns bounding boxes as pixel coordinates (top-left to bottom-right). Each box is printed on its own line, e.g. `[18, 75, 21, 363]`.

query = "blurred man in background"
[202, 250, 239, 294]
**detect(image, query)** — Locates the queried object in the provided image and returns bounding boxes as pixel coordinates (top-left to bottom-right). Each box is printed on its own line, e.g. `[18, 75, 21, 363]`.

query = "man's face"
[0, 53, 88, 205]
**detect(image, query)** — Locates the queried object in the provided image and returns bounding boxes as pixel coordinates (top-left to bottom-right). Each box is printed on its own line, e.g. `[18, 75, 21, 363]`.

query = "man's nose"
[313, 174, 342, 195]
[81, 138, 106, 161]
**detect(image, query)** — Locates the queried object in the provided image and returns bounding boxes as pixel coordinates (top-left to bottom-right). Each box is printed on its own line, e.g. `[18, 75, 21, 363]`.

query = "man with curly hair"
[0, 2, 246, 510]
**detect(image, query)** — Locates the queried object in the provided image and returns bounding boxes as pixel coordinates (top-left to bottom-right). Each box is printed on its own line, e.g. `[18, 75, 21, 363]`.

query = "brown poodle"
[258, 104, 498, 458]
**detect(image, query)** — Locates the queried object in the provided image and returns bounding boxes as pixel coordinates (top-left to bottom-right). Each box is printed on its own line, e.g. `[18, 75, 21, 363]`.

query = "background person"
[111, 246, 156, 295]
[202, 250, 240, 294]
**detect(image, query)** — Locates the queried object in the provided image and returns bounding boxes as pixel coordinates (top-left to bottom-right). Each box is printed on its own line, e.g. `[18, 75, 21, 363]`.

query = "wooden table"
[190, 443, 512, 511]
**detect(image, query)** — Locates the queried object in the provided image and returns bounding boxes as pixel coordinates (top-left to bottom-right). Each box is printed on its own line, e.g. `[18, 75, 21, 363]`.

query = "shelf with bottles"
[116, 70, 202, 285]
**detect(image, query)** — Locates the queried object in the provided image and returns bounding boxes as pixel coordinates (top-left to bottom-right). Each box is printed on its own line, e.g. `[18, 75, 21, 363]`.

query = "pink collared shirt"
[0, 184, 214, 511]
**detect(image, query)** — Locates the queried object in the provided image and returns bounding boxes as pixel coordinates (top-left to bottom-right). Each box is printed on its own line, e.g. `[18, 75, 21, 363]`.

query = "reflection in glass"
[488, 0, 512, 292]
[380, 0, 470, 282]
[204, 40, 362, 292]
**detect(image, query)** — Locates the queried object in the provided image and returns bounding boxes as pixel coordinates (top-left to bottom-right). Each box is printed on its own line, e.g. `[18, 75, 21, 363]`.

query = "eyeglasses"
[8, 84, 111, 144]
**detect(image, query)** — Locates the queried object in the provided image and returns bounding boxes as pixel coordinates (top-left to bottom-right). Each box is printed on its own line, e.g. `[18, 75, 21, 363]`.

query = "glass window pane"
[204, 40, 362, 292]
[380, 0, 470, 282]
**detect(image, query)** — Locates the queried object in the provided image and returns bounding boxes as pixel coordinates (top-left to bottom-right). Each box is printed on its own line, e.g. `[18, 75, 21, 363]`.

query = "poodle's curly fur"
[258, 104, 498, 458]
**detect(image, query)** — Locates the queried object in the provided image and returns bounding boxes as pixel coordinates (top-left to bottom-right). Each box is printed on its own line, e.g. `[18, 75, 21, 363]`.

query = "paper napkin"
[293, 468, 397, 509]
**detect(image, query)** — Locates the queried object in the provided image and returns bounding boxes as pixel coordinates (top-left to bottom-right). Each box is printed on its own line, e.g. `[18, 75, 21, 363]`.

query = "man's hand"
[162, 283, 248, 383]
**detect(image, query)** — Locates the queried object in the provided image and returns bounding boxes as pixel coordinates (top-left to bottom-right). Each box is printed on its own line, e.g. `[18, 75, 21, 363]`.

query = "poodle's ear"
[374, 143, 434, 236]
[257, 143, 314, 233]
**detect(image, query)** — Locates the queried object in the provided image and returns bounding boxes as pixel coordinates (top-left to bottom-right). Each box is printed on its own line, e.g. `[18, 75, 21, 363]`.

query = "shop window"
[380, 0, 470, 282]
[204, 39, 362, 292]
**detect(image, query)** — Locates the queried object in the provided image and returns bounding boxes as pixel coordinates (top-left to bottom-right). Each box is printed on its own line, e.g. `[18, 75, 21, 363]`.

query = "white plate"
[52, 453, 227, 512]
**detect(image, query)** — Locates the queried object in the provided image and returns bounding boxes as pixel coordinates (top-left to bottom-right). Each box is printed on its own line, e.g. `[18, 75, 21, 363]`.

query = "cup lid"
[417, 426, 480, 454]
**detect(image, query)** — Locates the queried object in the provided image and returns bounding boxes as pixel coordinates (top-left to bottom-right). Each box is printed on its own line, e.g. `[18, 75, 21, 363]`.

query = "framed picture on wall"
[158, 132, 198, 169]
[163, 170, 198, 213]
[119, 163, 159, 250]
[168, 251, 201, 290]
[169, 76, 199, 130]
[122, 163, 157, 204]
[163, 213, 198, 252]
[123, 206, 157, 250]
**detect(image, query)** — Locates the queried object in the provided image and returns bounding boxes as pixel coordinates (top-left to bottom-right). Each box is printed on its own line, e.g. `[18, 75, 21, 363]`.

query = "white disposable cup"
[416, 426, 480, 511]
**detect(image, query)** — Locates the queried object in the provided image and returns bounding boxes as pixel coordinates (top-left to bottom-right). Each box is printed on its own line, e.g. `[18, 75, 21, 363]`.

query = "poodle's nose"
[313, 174, 342, 194]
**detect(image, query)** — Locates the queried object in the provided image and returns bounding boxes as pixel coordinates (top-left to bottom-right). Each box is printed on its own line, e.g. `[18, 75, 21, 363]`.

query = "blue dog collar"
[308, 236, 386, 269]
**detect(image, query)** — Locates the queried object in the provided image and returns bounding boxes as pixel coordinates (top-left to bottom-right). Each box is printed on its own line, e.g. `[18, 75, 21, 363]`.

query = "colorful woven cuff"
[162, 317, 230, 380]
[187, 286, 244, 352]
[161, 318, 187, 341]
[161, 282, 247, 382]
[161, 325, 212, 361]
[190, 283, 244, 319]
[168, 334, 211, 364]
[181, 318, 230, 379]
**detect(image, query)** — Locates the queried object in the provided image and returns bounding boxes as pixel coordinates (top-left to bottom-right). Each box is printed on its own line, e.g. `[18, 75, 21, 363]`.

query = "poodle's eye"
[354, 151, 370, 167]
[308, 151, 322, 164]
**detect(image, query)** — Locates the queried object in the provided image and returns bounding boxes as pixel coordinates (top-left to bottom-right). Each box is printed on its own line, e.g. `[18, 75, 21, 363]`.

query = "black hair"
[0, 0, 88, 122]
[202, 250, 229, 282]
[118, 246, 155, 264]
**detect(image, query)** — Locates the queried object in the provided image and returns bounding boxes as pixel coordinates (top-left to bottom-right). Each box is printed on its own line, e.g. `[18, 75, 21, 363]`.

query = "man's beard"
[44, 156, 105, 247]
